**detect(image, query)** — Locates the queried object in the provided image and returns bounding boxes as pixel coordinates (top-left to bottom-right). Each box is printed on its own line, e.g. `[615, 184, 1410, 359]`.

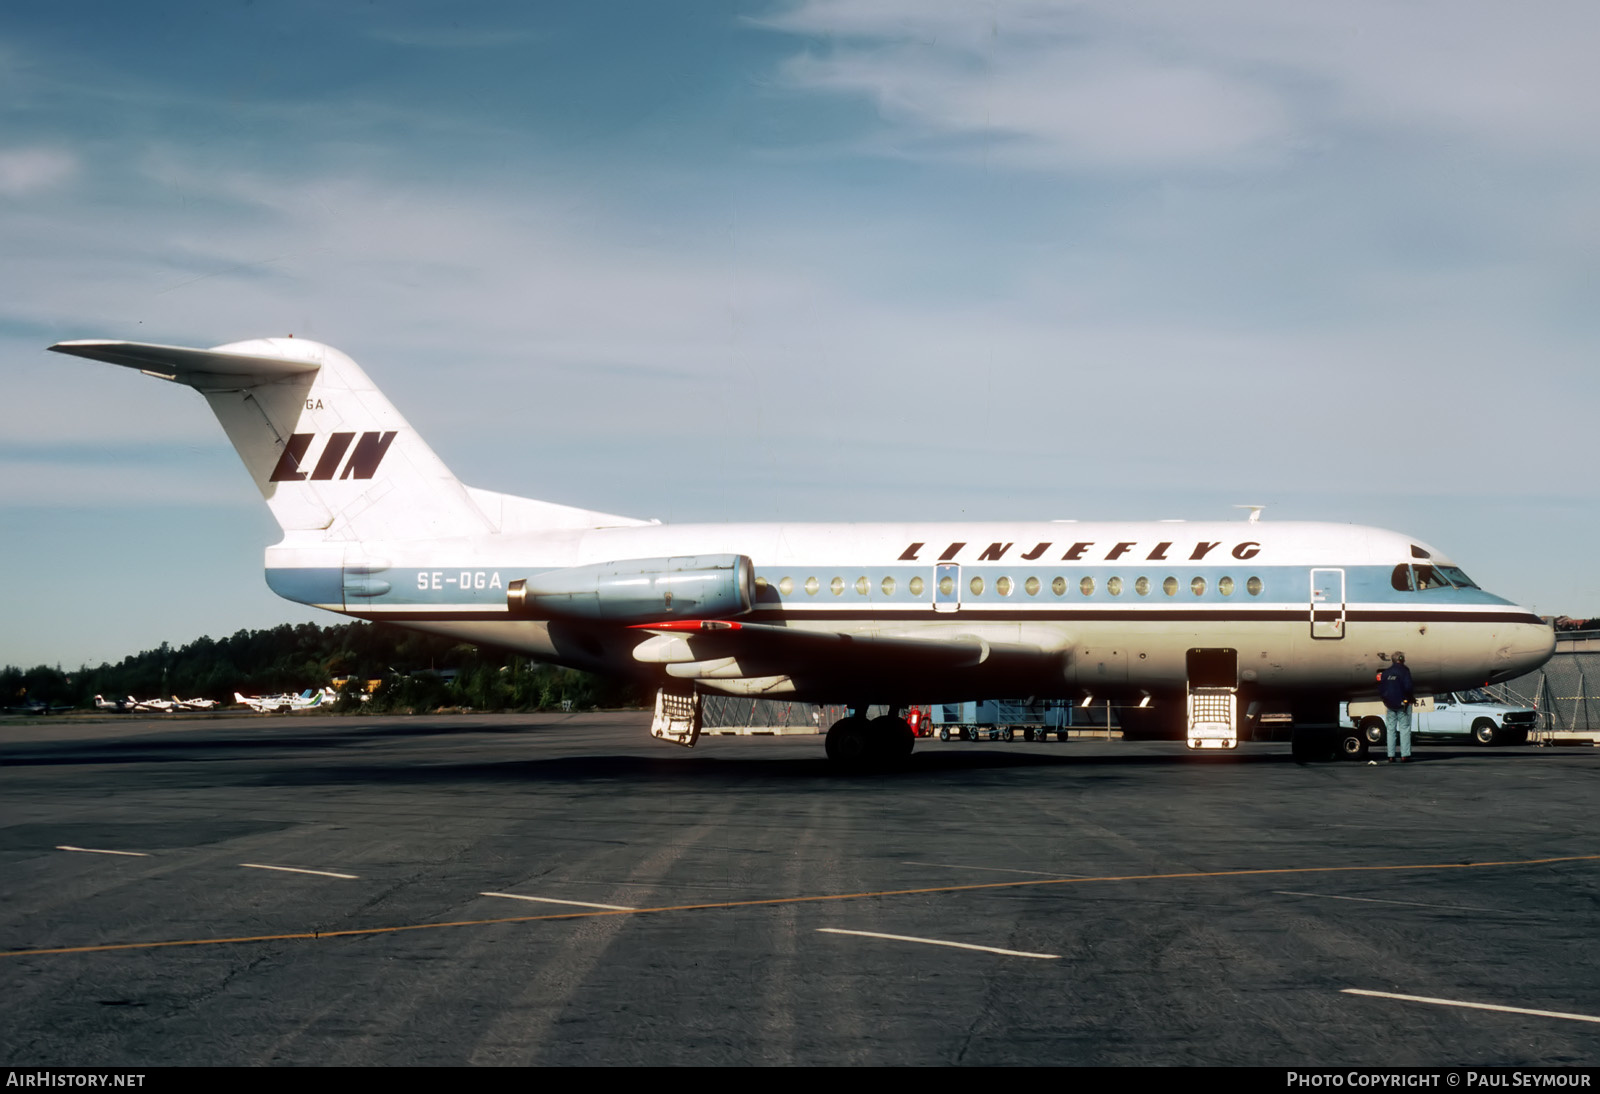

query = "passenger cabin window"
[909, 576, 924, 597]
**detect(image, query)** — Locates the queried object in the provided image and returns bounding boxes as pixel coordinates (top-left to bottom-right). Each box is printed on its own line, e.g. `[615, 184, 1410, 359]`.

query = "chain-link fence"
[1494, 633, 1600, 737]
[699, 695, 846, 735]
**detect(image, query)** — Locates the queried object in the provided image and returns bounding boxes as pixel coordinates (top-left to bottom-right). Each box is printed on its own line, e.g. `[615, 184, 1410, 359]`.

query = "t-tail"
[47, 337, 644, 542]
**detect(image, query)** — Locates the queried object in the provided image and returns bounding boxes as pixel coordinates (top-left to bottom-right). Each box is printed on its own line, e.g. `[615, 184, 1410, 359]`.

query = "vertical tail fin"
[49, 337, 646, 542]
[52, 337, 490, 540]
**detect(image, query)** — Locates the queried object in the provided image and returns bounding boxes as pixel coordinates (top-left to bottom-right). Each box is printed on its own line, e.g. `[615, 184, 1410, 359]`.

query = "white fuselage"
[264, 518, 1553, 706]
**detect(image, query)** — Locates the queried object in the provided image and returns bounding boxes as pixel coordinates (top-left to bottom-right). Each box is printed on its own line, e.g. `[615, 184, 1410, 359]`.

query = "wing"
[627, 619, 1061, 701]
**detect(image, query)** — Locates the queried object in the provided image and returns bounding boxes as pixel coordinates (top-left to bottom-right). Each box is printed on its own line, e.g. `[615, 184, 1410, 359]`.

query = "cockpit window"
[1436, 564, 1478, 589]
[1413, 564, 1453, 591]
[1391, 564, 1414, 591]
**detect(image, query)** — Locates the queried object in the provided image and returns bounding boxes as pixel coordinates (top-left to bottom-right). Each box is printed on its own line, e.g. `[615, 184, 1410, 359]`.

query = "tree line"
[2, 621, 649, 714]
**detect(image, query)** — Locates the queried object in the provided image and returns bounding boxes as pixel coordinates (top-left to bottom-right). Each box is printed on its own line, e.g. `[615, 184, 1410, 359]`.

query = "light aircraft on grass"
[48, 336, 1555, 764]
[234, 688, 332, 714]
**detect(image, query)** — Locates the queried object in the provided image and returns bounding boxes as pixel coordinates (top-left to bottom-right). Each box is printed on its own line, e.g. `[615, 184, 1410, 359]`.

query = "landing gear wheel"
[1338, 730, 1369, 760]
[1472, 718, 1498, 746]
[1292, 730, 1338, 763]
[824, 716, 871, 765]
[867, 714, 915, 760]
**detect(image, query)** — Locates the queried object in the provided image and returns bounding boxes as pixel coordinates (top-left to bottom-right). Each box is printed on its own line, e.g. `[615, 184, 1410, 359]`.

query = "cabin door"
[1309, 568, 1346, 640]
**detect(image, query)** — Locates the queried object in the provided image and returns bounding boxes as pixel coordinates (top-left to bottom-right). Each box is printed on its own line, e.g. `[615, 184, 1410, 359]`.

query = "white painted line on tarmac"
[239, 863, 358, 879]
[1342, 989, 1600, 1025]
[1276, 890, 1506, 913]
[817, 928, 1059, 960]
[480, 892, 637, 911]
[57, 846, 149, 857]
[902, 861, 1087, 878]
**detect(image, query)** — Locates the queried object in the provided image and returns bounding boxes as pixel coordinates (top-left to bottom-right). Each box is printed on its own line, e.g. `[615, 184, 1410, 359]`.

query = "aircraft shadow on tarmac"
[4, 733, 1558, 793]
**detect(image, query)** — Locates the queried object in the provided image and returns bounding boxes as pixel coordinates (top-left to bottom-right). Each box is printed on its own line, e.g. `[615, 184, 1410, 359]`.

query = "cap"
[1392, 651, 1406, 663]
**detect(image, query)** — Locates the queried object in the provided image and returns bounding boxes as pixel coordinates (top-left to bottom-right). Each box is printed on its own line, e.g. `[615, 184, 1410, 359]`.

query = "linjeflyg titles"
[896, 540, 1262, 563]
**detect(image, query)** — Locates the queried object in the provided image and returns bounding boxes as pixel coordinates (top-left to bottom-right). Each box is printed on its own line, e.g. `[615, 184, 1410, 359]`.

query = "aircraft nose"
[1486, 618, 1556, 683]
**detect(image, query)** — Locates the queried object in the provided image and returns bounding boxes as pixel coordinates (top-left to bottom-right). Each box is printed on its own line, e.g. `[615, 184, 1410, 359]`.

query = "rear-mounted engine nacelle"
[507, 554, 755, 623]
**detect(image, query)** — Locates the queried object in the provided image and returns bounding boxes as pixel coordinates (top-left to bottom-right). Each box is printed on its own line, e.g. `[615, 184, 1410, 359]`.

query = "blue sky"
[4, 1, 1597, 668]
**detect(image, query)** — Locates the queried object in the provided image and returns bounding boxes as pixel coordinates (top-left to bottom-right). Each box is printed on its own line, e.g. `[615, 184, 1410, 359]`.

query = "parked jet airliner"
[48, 337, 1555, 763]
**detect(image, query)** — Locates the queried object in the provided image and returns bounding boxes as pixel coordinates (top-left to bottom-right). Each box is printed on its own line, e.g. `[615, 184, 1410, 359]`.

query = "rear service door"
[1310, 568, 1346, 639]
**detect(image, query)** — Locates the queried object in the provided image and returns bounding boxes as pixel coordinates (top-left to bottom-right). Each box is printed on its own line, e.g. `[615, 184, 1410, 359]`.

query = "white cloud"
[761, 0, 1600, 168]
[784, 46, 1288, 168]
[0, 147, 75, 196]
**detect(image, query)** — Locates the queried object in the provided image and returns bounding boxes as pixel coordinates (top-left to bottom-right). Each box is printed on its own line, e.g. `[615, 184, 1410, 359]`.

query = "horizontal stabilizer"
[49, 339, 321, 387]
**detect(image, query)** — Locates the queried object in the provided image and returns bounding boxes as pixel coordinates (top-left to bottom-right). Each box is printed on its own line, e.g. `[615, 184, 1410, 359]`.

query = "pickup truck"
[1344, 688, 1537, 746]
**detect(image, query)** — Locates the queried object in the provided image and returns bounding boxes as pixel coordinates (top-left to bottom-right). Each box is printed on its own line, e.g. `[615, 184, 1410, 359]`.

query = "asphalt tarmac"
[2, 712, 1598, 1067]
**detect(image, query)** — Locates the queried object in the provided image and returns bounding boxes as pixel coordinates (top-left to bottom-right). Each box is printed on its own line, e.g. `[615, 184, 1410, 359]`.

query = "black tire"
[1056, 730, 1068, 742]
[1292, 730, 1337, 763]
[1001, 726, 1014, 742]
[1339, 731, 1369, 760]
[1472, 718, 1498, 746]
[1362, 717, 1387, 745]
[825, 716, 871, 764]
[867, 714, 915, 761]
[938, 727, 950, 741]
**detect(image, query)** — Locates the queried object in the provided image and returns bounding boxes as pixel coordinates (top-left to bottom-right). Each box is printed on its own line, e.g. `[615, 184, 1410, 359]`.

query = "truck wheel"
[1472, 718, 1498, 746]
[1362, 717, 1386, 745]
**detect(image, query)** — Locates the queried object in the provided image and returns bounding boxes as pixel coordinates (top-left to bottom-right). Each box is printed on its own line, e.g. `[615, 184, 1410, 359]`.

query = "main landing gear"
[825, 709, 916, 767]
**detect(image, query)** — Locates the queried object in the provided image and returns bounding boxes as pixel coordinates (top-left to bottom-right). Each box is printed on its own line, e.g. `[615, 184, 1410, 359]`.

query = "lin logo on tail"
[269, 432, 397, 482]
